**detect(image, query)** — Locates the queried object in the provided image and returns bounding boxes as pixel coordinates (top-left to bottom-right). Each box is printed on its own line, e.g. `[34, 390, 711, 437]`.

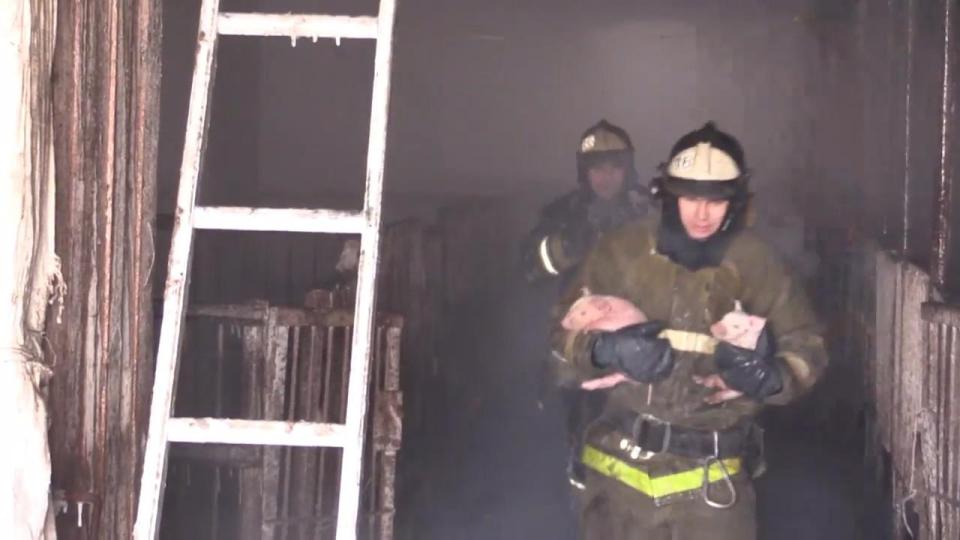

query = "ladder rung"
[167, 418, 349, 447]
[193, 206, 367, 234]
[218, 13, 378, 39]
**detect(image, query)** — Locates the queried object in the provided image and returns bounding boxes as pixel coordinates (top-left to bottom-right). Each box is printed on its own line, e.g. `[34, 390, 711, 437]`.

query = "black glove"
[590, 321, 674, 383]
[714, 325, 783, 400]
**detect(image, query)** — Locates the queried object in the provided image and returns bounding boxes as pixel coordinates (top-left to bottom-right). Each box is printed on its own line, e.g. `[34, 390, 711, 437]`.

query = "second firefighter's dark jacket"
[551, 219, 827, 475]
[521, 186, 651, 287]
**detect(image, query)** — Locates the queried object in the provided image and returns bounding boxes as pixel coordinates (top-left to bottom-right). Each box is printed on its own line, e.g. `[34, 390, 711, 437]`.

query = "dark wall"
[855, 0, 957, 287]
[160, 1, 854, 217]
[159, 1, 960, 276]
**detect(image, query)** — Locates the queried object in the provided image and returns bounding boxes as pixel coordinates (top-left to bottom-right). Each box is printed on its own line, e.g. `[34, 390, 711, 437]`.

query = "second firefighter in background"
[521, 120, 652, 490]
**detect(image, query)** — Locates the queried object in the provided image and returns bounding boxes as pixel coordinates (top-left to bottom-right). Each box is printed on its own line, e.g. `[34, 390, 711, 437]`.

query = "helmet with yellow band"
[652, 122, 750, 231]
[576, 119, 639, 187]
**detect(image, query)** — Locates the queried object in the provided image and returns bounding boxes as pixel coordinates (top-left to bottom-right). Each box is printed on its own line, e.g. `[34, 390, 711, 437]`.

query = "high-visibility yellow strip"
[582, 445, 740, 498]
[779, 351, 812, 383]
[538, 236, 560, 275]
[659, 329, 719, 354]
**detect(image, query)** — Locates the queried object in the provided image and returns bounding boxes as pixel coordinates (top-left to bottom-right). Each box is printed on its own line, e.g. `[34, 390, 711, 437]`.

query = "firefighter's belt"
[582, 445, 741, 499]
[657, 329, 718, 355]
[611, 415, 751, 460]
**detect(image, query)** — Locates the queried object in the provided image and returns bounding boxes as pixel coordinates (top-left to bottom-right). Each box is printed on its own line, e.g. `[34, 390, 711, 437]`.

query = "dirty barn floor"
[395, 275, 889, 540]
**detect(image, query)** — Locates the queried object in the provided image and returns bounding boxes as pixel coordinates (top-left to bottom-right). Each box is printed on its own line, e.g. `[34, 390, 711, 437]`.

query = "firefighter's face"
[587, 161, 626, 200]
[677, 196, 730, 240]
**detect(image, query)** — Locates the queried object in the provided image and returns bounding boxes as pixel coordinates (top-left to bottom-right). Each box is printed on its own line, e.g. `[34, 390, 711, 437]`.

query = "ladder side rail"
[335, 0, 398, 538]
[133, 0, 222, 537]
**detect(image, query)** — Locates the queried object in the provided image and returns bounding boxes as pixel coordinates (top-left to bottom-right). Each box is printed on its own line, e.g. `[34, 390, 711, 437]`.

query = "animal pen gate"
[865, 252, 960, 539]
[160, 301, 402, 540]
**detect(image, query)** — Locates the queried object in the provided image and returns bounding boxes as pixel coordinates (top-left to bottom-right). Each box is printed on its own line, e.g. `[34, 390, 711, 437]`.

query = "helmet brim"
[661, 177, 742, 200]
[579, 150, 632, 169]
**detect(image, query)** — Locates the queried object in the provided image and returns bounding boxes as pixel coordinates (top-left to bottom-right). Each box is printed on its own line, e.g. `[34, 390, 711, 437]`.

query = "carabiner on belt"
[701, 430, 737, 509]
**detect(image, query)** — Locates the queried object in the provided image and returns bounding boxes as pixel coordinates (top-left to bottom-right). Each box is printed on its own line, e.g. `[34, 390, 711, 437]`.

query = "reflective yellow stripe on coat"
[659, 329, 719, 355]
[581, 445, 740, 498]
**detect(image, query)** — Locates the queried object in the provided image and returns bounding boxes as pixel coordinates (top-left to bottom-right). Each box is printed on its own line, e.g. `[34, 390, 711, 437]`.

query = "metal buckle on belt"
[701, 431, 737, 509]
[619, 413, 671, 461]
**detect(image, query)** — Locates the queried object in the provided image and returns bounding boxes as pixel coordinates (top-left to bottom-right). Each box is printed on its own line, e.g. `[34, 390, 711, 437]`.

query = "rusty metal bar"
[216, 323, 225, 405]
[932, 0, 956, 289]
[188, 304, 403, 328]
[937, 322, 946, 535]
[314, 327, 330, 539]
[316, 326, 337, 526]
[366, 327, 386, 536]
[92, 1, 122, 532]
[897, 265, 930, 535]
[323, 327, 336, 422]
[212, 323, 226, 538]
[239, 326, 265, 540]
[377, 326, 402, 538]
[875, 252, 899, 450]
[169, 444, 260, 468]
[949, 327, 960, 536]
[281, 326, 302, 540]
[341, 327, 352, 423]
[262, 514, 338, 528]
[296, 328, 321, 539]
[901, 0, 916, 253]
[931, 323, 945, 536]
[922, 302, 960, 326]
[943, 324, 958, 533]
[922, 321, 941, 536]
[285, 333, 302, 540]
[262, 311, 289, 540]
[190, 304, 268, 321]
[942, 325, 950, 537]
[380, 328, 402, 454]
[378, 452, 397, 540]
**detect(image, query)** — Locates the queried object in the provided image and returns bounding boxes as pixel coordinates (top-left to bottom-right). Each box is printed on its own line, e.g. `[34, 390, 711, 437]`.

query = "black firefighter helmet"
[652, 121, 750, 232]
[576, 119, 639, 188]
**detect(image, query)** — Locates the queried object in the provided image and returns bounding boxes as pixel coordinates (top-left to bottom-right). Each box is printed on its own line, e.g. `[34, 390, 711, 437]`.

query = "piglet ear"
[734, 300, 744, 312]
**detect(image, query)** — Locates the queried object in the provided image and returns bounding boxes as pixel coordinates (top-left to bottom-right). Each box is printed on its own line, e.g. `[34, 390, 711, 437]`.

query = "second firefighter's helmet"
[576, 119, 638, 186]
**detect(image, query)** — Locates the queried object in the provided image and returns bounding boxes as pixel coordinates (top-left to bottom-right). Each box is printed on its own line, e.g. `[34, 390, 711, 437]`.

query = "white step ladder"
[133, 1, 397, 538]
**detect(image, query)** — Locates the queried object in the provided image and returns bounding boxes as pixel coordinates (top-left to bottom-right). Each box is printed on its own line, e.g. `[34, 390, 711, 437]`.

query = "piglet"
[562, 294, 647, 332]
[708, 302, 767, 350]
[696, 302, 768, 404]
[560, 294, 647, 390]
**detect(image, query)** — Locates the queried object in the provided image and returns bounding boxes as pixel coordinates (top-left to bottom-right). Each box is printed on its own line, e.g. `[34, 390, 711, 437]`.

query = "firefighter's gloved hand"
[590, 321, 674, 383]
[714, 325, 783, 400]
